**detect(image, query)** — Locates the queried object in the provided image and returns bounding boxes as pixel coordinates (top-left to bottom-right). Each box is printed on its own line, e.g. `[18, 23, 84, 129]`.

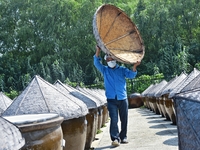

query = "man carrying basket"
[93, 45, 141, 147]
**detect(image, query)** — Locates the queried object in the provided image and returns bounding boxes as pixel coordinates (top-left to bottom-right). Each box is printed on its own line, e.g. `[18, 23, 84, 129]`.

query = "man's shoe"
[112, 139, 120, 147]
[121, 138, 128, 144]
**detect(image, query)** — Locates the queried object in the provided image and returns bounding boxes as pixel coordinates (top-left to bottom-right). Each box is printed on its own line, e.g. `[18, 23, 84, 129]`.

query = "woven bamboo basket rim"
[93, 4, 145, 64]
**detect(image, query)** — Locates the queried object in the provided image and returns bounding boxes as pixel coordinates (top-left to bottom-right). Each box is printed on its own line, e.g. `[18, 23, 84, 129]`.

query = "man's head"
[104, 54, 117, 68]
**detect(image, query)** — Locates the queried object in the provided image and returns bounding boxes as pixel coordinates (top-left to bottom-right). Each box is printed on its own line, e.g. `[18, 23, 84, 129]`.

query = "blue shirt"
[93, 55, 137, 100]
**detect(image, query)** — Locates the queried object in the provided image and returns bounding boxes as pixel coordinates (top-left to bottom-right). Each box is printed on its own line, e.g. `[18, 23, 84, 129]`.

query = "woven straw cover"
[0, 116, 25, 149]
[174, 97, 200, 150]
[54, 80, 99, 109]
[0, 92, 12, 115]
[93, 4, 145, 64]
[3, 75, 88, 120]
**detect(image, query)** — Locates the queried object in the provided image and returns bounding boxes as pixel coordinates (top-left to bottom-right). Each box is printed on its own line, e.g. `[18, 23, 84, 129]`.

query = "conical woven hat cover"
[3, 75, 88, 120]
[0, 116, 25, 149]
[0, 92, 12, 115]
[93, 4, 145, 64]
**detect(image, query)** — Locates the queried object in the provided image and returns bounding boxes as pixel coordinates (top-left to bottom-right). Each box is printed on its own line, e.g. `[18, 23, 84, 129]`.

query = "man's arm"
[94, 45, 104, 74]
[124, 61, 141, 79]
[95, 45, 101, 57]
[133, 61, 141, 72]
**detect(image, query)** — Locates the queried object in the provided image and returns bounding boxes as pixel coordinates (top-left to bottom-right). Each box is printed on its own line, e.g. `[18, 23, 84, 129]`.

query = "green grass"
[96, 129, 103, 134]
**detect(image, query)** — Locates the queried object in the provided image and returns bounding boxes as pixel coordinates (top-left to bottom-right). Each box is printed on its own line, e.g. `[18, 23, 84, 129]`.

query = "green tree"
[134, 0, 200, 78]
[0, 0, 199, 95]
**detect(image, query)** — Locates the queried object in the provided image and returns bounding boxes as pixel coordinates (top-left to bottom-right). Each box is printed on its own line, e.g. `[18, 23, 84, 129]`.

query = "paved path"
[91, 108, 178, 150]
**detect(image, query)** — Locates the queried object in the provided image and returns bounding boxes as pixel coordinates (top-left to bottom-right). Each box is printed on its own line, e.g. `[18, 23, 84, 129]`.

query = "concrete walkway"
[91, 108, 178, 150]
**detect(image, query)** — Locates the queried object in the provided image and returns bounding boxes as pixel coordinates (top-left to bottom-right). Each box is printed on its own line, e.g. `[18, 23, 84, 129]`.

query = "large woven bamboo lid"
[93, 4, 145, 64]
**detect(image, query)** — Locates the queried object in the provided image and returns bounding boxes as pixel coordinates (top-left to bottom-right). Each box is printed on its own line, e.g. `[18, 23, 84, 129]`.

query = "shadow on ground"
[163, 137, 178, 146]
[95, 145, 120, 150]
